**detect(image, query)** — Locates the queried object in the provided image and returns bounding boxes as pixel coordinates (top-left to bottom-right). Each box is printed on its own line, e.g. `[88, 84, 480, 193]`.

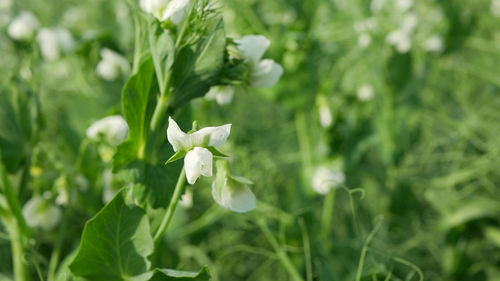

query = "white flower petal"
[206, 85, 235, 105]
[37, 28, 61, 61]
[236, 35, 271, 62]
[211, 179, 256, 213]
[250, 59, 283, 88]
[191, 124, 231, 148]
[22, 197, 61, 231]
[167, 116, 190, 152]
[311, 166, 345, 195]
[161, 0, 191, 24]
[8, 11, 39, 40]
[86, 115, 129, 145]
[184, 147, 213, 184]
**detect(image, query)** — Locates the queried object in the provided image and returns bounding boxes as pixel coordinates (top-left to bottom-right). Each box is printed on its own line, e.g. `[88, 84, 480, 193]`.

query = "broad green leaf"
[441, 197, 500, 230]
[114, 56, 157, 169]
[0, 78, 36, 173]
[148, 17, 175, 95]
[69, 190, 154, 281]
[0, 90, 25, 172]
[169, 16, 226, 108]
[149, 267, 210, 281]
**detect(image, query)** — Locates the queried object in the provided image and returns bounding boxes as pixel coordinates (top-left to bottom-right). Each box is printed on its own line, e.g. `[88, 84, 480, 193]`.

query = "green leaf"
[148, 17, 175, 95]
[69, 190, 154, 281]
[114, 57, 157, 169]
[149, 266, 210, 281]
[170, 16, 226, 108]
[165, 150, 187, 164]
[0, 89, 25, 172]
[206, 146, 229, 158]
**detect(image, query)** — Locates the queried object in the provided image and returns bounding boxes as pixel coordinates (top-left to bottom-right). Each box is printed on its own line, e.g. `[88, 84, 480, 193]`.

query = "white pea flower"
[357, 84, 375, 102]
[96, 48, 130, 81]
[492, 0, 500, 17]
[140, 0, 191, 25]
[358, 33, 372, 49]
[205, 85, 235, 105]
[0, 0, 12, 10]
[401, 13, 418, 33]
[386, 29, 411, 54]
[422, 35, 444, 53]
[236, 35, 283, 88]
[179, 187, 193, 208]
[353, 18, 376, 33]
[371, 0, 385, 12]
[86, 115, 129, 145]
[167, 117, 231, 184]
[7, 11, 39, 41]
[211, 161, 256, 213]
[311, 166, 345, 195]
[396, 0, 413, 12]
[37, 27, 75, 61]
[22, 196, 62, 231]
[317, 95, 332, 128]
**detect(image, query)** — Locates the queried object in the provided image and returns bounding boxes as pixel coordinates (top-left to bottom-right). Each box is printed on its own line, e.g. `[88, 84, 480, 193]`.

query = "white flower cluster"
[167, 117, 256, 213]
[206, 35, 283, 105]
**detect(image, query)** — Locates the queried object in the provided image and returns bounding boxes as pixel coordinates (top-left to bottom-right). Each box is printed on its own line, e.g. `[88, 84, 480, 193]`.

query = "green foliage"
[69, 190, 154, 281]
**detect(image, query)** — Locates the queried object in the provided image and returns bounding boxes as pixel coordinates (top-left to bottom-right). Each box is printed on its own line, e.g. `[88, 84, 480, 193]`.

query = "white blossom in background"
[62, 7, 86, 28]
[311, 166, 345, 195]
[211, 161, 256, 213]
[491, 0, 500, 17]
[179, 188, 193, 208]
[37, 27, 75, 61]
[357, 84, 375, 102]
[167, 117, 231, 184]
[96, 48, 130, 81]
[22, 196, 62, 231]
[86, 115, 129, 145]
[7, 11, 39, 41]
[140, 0, 192, 25]
[354, 18, 376, 49]
[211, 177, 256, 213]
[236, 35, 284, 88]
[396, 0, 413, 12]
[0, 0, 12, 10]
[386, 13, 418, 54]
[386, 29, 411, 53]
[358, 33, 372, 49]
[102, 168, 115, 203]
[371, 0, 385, 12]
[317, 95, 332, 128]
[205, 85, 235, 105]
[422, 35, 444, 53]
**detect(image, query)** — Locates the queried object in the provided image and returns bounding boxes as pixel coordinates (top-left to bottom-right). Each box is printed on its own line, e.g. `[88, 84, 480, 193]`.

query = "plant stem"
[153, 166, 187, 246]
[320, 189, 336, 241]
[47, 206, 71, 281]
[257, 219, 304, 281]
[0, 163, 31, 281]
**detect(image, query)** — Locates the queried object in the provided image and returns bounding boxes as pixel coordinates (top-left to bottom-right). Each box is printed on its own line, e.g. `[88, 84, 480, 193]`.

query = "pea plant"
[0, 0, 283, 280]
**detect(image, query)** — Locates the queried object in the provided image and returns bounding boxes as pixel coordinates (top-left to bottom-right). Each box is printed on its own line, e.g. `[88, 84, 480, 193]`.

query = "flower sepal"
[165, 150, 187, 164]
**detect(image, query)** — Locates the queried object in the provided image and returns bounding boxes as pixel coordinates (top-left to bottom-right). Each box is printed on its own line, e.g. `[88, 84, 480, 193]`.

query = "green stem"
[153, 166, 187, 246]
[47, 206, 71, 281]
[320, 189, 336, 241]
[0, 164, 31, 281]
[295, 112, 313, 169]
[257, 219, 304, 281]
[10, 221, 29, 281]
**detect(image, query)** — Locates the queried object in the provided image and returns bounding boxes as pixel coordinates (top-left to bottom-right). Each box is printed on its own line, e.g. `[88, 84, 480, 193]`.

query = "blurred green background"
[1, 0, 500, 280]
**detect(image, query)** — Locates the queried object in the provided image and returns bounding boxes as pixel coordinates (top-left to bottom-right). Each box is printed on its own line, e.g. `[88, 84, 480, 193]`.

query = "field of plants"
[1, 0, 500, 280]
